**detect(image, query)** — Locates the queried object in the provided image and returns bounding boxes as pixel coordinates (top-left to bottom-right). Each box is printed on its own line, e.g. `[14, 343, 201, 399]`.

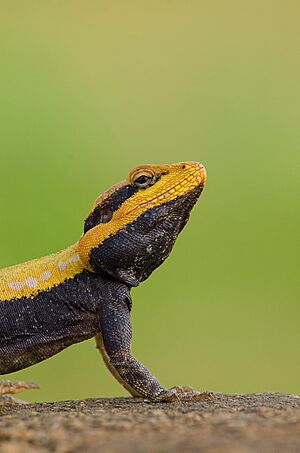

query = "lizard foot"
[154, 386, 215, 403]
[0, 379, 40, 396]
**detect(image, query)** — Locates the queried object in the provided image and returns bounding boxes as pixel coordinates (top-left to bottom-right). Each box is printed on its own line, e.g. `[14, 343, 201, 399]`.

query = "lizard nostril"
[182, 164, 186, 169]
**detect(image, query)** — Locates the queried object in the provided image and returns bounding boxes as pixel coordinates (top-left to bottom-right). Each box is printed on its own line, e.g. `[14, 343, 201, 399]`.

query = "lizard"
[0, 161, 212, 403]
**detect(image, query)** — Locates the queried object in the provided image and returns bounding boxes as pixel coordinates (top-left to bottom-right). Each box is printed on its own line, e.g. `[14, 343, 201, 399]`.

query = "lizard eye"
[133, 172, 155, 189]
[135, 175, 151, 186]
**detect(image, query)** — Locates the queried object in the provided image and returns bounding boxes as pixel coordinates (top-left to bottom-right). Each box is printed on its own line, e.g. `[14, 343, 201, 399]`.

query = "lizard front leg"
[97, 284, 213, 402]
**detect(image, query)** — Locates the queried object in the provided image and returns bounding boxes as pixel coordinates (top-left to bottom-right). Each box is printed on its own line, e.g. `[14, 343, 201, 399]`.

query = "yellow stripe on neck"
[0, 243, 84, 302]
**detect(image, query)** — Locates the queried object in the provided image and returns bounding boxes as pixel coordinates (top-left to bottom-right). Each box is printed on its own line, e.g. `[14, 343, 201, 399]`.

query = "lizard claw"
[0, 379, 40, 396]
[154, 386, 215, 403]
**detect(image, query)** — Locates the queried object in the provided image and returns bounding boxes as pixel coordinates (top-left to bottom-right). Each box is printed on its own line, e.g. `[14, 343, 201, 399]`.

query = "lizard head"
[79, 161, 207, 287]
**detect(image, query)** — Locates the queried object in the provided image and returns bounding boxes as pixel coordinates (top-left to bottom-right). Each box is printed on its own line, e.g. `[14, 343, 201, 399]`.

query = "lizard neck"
[0, 243, 85, 302]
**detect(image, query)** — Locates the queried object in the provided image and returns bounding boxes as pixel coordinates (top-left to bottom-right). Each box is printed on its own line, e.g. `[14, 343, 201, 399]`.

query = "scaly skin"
[0, 161, 213, 403]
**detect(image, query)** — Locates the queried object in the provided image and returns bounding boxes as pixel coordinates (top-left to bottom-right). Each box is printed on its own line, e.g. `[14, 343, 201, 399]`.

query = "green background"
[0, 1, 299, 402]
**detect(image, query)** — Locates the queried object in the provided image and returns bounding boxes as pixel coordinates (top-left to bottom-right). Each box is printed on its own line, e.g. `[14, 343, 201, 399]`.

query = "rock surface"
[0, 393, 300, 452]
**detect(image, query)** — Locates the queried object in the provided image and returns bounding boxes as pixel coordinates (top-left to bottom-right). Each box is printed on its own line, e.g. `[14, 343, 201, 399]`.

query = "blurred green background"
[0, 1, 299, 402]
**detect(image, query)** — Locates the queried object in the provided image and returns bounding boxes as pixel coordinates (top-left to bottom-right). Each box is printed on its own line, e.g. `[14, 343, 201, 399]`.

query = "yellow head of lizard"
[79, 161, 207, 285]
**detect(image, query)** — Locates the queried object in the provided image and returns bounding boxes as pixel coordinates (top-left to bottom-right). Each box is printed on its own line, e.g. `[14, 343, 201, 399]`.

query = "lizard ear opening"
[84, 205, 113, 234]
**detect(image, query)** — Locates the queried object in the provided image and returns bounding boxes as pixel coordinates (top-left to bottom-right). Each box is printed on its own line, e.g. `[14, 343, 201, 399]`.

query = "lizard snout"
[181, 161, 207, 186]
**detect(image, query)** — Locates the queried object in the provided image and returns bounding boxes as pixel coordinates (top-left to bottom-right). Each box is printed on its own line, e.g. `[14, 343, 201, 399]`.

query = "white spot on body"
[70, 254, 80, 263]
[25, 277, 38, 288]
[59, 261, 68, 270]
[8, 281, 23, 290]
[40, 271, 52, 281]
